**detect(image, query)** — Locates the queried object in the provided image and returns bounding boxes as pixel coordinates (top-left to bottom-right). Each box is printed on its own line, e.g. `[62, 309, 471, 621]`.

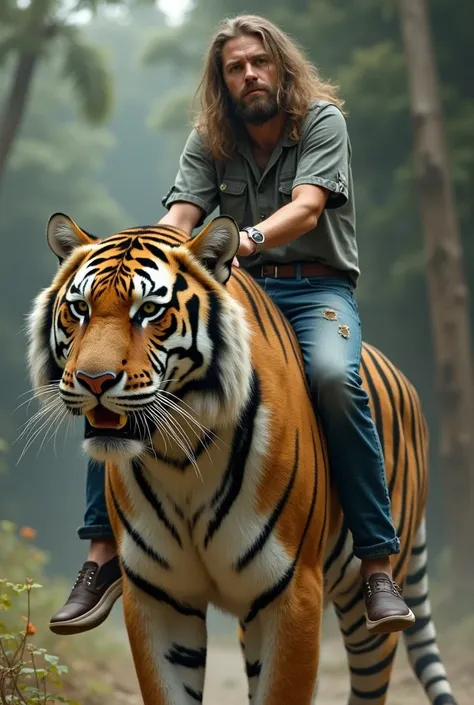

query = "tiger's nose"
[76, 370, 121, 395]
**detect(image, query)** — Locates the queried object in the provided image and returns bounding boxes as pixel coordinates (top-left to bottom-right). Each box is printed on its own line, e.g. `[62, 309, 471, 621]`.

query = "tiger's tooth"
[118, 414, 128, 429]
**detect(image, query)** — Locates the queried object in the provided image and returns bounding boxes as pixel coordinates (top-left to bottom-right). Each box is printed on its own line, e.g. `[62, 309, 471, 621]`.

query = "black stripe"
[405, 615, 431, 636]
[425, 675, 449, 690]
[109, 480, 170, 569]
[405, 592, 428, 608]
[132, 460, 182, 547]
[244, 426, 319, 624]
[415, 652, 442, 678]
[406, 565, 427, 585]
[122, 563, 206, 620]
[251, 282, 288, 363]
[165, 644, 206, 669]
[324, 520, 349, 575]
[433, 694, 457, 705]
[411, 543, 426, 555]
[204, 371, 261, 548]
[407, 637, 436, 651]
[142, 242, 171, 263]
[350, 646, 397, 676]
[351, 683, 388, 700]
[232, 274, 269, 344]
[345, 634, 388, 655]
[183, 686, 203, 702]
[235, 432, 299, 571]
[246, 660, 262, 678]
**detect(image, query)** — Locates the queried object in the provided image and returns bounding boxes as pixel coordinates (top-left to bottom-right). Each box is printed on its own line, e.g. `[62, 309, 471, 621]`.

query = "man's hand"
[237, 231, 257, 257]
[232, 230, 257, 268]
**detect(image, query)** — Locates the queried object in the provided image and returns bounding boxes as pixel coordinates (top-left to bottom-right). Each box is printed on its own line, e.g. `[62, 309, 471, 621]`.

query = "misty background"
[0, 0, 473, 701]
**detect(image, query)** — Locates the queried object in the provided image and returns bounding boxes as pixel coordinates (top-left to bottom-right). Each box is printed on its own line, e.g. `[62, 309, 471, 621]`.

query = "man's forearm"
[156, 202, 203, 236]
[256, 199, 320, 249]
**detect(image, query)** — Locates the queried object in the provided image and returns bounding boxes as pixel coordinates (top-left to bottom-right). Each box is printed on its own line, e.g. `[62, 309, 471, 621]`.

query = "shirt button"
[257, 186, 263, 193]
[260, 214, 265, 220]
[219, 183, 227, 191]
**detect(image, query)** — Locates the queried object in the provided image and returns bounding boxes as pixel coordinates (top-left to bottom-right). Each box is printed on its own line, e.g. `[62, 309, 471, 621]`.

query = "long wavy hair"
[193, 14, 345, 161]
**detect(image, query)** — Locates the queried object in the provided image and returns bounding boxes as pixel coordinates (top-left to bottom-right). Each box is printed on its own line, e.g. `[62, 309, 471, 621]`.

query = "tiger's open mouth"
[85, 406, 127, 430]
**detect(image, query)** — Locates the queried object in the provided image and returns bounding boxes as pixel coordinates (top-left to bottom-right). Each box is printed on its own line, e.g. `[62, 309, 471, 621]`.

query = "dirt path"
[107, 625, 473, 705]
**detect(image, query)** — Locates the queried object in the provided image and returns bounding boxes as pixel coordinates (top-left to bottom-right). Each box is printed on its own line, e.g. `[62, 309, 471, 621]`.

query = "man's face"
[222, 34, 279, 126]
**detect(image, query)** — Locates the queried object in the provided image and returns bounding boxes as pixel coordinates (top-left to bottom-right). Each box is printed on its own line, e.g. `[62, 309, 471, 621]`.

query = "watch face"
[252, 231, 264, 244]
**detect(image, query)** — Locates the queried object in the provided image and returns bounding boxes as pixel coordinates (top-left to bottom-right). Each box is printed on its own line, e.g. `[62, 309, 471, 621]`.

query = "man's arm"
[157, 201, 203, 236]
[238, 184, 329, 255]
[238, 105, 349, 256]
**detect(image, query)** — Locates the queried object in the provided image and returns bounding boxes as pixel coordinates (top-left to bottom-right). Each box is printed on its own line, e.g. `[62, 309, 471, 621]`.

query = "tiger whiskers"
[156, 389, 225, 453]
[16, 394, 69, 464]
[144, 404, 203, 483]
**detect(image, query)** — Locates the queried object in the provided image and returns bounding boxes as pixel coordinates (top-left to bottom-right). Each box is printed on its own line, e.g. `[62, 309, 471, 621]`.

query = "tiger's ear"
[186, 216, 240, 285]
[47, 213, 98, 263]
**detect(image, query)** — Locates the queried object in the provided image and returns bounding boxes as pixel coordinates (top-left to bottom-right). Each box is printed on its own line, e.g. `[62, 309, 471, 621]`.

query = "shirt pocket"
[218, 179, 248, 226]
[278, 177, 294, 206]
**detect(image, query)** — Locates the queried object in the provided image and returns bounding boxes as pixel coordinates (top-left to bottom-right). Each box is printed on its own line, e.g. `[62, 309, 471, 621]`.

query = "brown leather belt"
[246, 261, 344, 279]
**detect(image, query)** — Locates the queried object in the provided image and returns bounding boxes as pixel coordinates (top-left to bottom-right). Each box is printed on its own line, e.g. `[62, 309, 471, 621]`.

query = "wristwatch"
[243, 226, 265, 253]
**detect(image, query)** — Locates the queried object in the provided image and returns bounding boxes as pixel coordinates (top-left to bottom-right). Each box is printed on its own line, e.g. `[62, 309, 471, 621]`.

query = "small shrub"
[0, 575, 79, 704]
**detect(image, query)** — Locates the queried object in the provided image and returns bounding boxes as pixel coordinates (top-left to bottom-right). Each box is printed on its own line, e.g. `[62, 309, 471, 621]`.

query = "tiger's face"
[27, 213, 251, 462]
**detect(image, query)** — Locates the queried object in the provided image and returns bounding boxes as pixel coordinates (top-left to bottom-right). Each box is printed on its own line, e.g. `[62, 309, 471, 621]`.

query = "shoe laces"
[365, 577, 401, 599]
[72, 565, 97, 590]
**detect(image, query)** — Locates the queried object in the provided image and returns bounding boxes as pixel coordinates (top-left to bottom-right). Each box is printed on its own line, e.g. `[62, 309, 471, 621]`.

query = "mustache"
[242, 84, 268, 97]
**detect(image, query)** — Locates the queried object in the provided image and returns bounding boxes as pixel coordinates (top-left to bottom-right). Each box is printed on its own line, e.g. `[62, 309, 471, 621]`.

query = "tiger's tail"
[402, 517, 457, 704]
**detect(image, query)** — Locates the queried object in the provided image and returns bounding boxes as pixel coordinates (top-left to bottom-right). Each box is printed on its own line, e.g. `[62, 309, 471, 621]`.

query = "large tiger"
[27, 213, 457, 705]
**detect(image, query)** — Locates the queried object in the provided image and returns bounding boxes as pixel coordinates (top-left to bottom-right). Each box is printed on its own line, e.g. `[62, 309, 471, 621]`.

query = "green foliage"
[0, 521, 127, 704]
[0, 523, 78, 705]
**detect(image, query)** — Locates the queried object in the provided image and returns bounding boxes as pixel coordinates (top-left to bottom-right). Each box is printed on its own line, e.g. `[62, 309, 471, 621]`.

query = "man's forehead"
[222, 34, 267, 63]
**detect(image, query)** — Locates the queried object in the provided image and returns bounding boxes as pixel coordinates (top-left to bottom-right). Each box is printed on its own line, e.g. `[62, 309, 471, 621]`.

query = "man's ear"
[47, 213, 98, 264]
[186, 215, 240, 284]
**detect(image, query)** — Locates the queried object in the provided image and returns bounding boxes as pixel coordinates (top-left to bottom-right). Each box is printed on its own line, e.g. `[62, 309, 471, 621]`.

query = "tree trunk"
[0, 51, 38, 196]
[398, 0, 474, 591]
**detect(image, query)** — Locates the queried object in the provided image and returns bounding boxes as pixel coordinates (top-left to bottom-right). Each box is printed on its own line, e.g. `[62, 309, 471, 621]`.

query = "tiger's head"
[27, 213, 252, 463]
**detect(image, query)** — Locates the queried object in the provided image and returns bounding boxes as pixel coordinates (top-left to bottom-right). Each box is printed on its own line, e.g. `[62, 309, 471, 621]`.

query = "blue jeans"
[78, 274, 400, 559]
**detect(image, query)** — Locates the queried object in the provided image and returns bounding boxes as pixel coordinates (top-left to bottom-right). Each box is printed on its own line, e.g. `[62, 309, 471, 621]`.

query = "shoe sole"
[365, 608, 416, 634]
[49, 578, 123, 635]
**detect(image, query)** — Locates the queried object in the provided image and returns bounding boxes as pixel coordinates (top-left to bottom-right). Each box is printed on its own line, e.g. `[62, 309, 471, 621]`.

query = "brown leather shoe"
[363, 572, 415, 634]
[50, 556, 123, 635]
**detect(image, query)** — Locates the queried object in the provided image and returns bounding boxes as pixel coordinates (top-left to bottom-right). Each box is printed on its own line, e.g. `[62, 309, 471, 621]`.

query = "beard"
[232, 89, 279, 126]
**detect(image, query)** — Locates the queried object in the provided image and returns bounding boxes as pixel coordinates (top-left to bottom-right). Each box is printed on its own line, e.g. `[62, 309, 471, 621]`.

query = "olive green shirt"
[162, 100, 360, 284]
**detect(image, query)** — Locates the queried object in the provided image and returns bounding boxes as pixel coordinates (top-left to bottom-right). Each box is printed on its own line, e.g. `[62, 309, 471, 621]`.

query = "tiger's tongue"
[86, 406, 127, 429]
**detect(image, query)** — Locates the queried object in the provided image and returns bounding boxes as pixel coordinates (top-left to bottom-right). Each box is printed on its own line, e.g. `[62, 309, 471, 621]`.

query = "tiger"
[26, 212, 457, 705]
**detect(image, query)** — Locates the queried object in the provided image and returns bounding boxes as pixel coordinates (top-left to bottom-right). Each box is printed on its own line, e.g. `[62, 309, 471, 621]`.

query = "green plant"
[0, 575, 78, 705]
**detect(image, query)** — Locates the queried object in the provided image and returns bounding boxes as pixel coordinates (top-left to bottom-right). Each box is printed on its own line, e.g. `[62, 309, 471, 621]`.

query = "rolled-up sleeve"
[162, 129, 218, 224]
[293, 104, 350, 209]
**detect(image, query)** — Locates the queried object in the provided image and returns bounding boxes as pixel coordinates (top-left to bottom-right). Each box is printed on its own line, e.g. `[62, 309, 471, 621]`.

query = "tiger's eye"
[76, 300, 88, 313]
[143, 302, 158, 315]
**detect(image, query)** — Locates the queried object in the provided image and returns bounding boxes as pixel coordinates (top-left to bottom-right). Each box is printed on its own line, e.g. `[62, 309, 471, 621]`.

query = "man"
[50, 14, 414, 636]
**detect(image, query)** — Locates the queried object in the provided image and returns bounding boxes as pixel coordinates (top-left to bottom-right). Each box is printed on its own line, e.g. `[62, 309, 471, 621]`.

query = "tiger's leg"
[121, 575, 208, 705]
[403, 519, 458, 704]
[243, 566, 323, 705]
[333, 583, 400, 704]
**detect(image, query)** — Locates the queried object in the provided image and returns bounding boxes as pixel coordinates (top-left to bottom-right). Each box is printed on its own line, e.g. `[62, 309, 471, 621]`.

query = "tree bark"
[398, 0, 474, 590]
[0, 51, 38, 196]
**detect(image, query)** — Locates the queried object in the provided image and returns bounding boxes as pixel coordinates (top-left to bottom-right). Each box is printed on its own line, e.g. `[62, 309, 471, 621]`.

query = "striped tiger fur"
[26, 213, 457, 705]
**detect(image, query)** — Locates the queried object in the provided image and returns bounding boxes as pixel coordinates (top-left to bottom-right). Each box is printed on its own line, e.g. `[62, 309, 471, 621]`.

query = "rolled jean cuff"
[77, 524, 115, 541]
[354, 536, 400, 560]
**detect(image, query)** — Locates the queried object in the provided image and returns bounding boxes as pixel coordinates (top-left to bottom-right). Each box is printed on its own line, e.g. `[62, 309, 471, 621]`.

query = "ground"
[67, 611, 473, 705]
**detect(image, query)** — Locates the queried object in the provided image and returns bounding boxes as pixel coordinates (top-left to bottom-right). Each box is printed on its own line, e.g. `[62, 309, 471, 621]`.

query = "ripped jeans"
[78, 274, 400, 560]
